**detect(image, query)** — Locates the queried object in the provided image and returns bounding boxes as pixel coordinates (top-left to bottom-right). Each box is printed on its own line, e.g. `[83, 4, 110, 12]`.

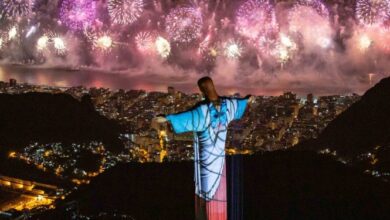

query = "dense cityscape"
[0, 78, 360, 208]
[2, 77, 390, 219]
[1, 77, 361, 161]
[0, 0, 390, 218]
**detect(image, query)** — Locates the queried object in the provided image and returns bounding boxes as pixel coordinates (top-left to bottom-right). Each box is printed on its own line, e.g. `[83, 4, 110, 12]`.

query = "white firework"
[94, 35, 114, 52]
[155, 36, 171, 58]
[8, 26, 18, 40]
[358, 34, 373, 51]
[273, 34, 297, 64]
[53, 36, 66, 55]
[224, 40, 243, 59]
[36, 35, 49, 50]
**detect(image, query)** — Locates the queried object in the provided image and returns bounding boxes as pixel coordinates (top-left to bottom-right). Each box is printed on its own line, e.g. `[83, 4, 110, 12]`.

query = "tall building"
[307, 93, 314, 104]
[283, 91, 296, 100]
[168, 86, 175, 95]
[9, 79, 17, 87]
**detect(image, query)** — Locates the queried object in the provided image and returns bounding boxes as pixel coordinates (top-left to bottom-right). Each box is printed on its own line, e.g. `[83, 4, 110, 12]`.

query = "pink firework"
[165, 7, 203, 44]
[255, 35, 279, 56]
[59, 0, 97, 31]
[108, 0, 144, 25]
[379, 33, 390, 53]
[135, 31, 156, 54]
[288, 1, 333, 48]
[295, 0, 329, 18]
[356, 0, 390, 26]
[235, 0, 278, 41]
[198, 33, 211, 54]
[1, 0, 33, 19]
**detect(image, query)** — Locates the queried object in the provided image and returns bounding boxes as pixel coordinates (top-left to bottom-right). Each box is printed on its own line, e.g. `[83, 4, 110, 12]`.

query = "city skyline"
[0, 65, 382, 97]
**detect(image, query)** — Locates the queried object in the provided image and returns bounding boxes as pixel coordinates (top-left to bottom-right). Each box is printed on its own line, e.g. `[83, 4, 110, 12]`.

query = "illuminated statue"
[153, 77, 252, 220]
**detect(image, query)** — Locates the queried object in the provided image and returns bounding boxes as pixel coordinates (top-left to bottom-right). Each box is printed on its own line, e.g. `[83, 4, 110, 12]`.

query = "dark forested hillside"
[0, 92, 123, 156]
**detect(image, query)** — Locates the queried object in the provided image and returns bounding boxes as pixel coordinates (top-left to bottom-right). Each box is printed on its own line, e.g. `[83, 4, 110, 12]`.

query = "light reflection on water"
[0, 65, 174, 92]
[0, 64, 375, 96]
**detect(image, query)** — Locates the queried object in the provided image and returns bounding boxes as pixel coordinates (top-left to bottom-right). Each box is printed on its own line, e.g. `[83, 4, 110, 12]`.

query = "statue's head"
[197, 76, 217, 99]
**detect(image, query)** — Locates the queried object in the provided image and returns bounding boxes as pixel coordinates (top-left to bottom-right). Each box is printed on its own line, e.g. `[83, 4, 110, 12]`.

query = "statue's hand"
[247, 95, 255, 104]
[151, 116, 168, 130]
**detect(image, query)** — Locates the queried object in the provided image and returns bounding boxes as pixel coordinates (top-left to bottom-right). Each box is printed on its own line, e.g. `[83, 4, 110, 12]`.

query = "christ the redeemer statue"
[152, 77, 252, 220]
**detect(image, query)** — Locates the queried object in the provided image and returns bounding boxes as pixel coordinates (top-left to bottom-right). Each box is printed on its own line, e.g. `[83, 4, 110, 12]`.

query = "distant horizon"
[0, 64, 384, 97]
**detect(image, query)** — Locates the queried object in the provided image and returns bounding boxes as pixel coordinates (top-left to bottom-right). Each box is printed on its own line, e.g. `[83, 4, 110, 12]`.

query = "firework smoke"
[0, 0, 388, 95]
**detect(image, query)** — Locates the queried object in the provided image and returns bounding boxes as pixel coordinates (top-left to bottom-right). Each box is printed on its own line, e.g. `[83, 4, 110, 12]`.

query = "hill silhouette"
[299, 77, 390, 156]
[34, 152, 390, 219]
[0, 92, 123, 156]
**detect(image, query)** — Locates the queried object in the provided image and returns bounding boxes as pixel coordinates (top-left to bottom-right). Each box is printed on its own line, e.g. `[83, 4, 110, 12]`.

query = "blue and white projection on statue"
[167, 97, 248, 220]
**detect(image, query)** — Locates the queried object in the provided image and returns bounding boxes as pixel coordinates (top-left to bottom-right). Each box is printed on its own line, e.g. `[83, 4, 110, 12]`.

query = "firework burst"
[198, 33, 212, 54]
[377, 29, 390, 53]
[135, 31, 155, 54]
[8, 26, 18, 41]
[208, 47, 218, 58]
[108, 0, 144, 25]
[235, 0, 278, 41]
[276, 47, 289, 64]
[36, 35, 49, 51]
[272, 34, 297, 64]
[200, 46, 219, 62]
[295, 0, 329, 18]
[84, 29, 115, 53]
[59, 0, 96, 31]
[358, 34, 372, 51]
[320, 37, 332, 48]
[255, 35, 278, 56]
[165, 7, 203, 44]
[198, 35, 218, 62]
[155, 36, 171, 58]
[224, 40, 243, 59]
[289, 3, 333, 48]
[94, 35, 114, 52]
[52, 36, 67, 55]
[1, 0, 32, 19]
[356, 0, 390, 26]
